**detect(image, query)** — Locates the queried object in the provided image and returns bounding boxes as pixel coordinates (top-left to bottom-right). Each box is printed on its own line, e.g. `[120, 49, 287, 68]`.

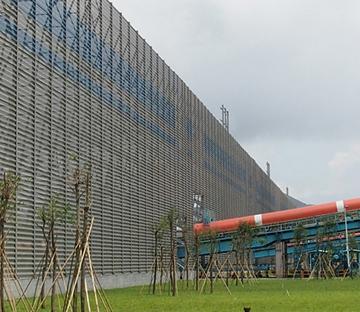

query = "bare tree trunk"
[72, 244, 80, 312]
[209, 234, 216, 294]
[195, 235, 199, 291]
[152, 234, 158, 294]
[226, 258, 229, 286]
[0, 172, 19, 312]
[247, 249, 252, 278]
[172, 246, 177, 296]
[184, 238, 189, 289]
[181, 217, 190, 289]
[159, 246, 164, 291]
[209, 254, 213, 293]
[72, 178, 81, 312]
[80, 171, 91, 312]
[51, 225, 57, 312]
[80, 219, 87, 312]
[0, 219, 5, 312]
[40, 234, 50, 309]
[169, 259, 173, 295]
[235, 251, 239, 286]
[169, 216, 176, 296]
[80, 214, 87, 312]
[240, 252, 244, 284]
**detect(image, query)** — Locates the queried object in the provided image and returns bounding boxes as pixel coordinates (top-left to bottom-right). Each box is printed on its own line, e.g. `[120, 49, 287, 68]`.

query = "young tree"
[159, 244, 165, 291]
[313, 218, 336, 279]
[68, 161, 86, 312]
[348, 234, 358, 277]
[167, 209, 178, 296]
[293, 224, 306, 277]
[152, 217, 168, 294]
[294, 224, 306, 249]
[208, 231, 217, 293]
[36, 197, 72, 311]
[38, 205, 50, 309]
[178, 215, 191, 289]
[194, 234, 200, 291]
[322, 219, 336, 270]
[80, 166, 92, 312]
[62, 162, 94, 312]
[232, 222, 256, 285]
[64, 158, 88, 312]
[0, 172, 20, 312]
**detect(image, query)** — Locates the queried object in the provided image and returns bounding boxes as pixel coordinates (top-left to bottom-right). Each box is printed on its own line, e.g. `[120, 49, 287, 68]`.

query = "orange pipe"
[194, 197, 360, 235]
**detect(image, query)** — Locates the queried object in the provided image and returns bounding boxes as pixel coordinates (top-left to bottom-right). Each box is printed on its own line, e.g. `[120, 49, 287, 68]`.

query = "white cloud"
[328, 144, 360, 172]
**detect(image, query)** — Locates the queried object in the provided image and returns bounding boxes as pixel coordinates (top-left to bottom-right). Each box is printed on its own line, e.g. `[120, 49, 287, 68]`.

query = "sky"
[113, 0, 360, 204]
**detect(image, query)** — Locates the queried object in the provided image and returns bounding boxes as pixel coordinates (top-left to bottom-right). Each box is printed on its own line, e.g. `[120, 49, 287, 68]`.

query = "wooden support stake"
[63, 218, 94, 312]
[84, 278, 91, 312]
[4, 255, 33, 312]
[35, 240, 81, 312]
[86, 245, 100, 312]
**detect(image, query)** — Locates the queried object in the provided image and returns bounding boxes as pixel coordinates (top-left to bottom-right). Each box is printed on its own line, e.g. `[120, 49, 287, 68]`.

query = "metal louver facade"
[0, 0, 297, 283]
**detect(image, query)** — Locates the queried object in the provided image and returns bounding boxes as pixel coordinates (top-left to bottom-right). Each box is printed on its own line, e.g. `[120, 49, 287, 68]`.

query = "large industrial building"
[0, 0, 299, 286]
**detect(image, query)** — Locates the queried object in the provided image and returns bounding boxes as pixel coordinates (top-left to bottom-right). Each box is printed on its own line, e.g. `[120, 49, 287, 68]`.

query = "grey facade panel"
[0, 0, 299, 278]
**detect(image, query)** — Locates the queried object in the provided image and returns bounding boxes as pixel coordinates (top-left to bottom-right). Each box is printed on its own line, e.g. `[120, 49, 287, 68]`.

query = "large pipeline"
[194, 197, 360, 235]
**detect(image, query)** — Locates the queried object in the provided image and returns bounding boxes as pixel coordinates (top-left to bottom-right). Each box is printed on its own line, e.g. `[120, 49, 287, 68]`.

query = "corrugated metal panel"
[0, 0, 299, 278]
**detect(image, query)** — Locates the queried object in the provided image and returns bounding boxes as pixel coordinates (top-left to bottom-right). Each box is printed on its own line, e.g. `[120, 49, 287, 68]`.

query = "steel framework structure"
[0, 0, 296, 282]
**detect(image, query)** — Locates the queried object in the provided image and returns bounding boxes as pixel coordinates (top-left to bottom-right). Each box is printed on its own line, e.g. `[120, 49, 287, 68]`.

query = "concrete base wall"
[97, 272, 153, 289]
[7, 272, 154, 299]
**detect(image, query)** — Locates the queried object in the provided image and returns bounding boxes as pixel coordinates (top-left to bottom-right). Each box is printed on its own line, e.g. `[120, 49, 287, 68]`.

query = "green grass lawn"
[8, 278, 360, 311]
[106, 279, 360, 312]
